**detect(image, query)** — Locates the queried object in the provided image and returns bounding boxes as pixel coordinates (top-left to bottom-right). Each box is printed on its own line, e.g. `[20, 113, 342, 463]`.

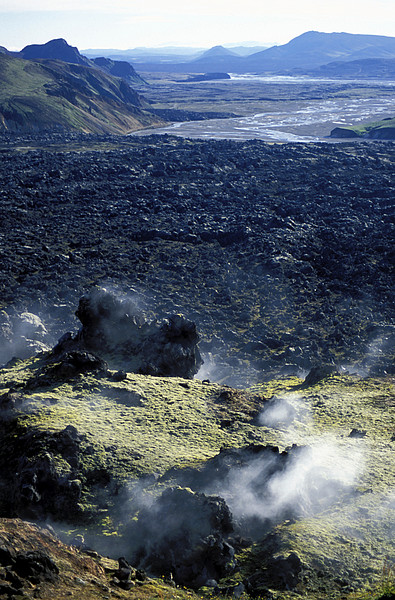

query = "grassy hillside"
[330, 117, 395, 139]
[0, 54, 161, 134]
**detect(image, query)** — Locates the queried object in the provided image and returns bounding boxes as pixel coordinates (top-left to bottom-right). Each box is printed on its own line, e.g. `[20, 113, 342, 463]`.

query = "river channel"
[133, 76, 395, 142]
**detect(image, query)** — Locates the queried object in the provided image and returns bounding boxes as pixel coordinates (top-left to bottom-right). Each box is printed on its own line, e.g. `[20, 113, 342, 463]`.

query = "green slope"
[330, 117, 395, 139]
[0, 54, 161, 134]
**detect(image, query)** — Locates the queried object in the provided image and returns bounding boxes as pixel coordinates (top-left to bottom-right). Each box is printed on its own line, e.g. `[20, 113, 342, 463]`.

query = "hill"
[0, 54, 161, 134]
[196, 45, 238, 58]
[330, 116, 395, 139]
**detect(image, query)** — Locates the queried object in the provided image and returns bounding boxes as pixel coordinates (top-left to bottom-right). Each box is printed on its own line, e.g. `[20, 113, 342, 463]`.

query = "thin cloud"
[0, 0, 131, 11]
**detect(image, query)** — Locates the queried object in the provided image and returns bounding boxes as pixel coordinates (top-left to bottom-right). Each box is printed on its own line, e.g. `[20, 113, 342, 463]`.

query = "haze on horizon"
[1, 0, 394, 52]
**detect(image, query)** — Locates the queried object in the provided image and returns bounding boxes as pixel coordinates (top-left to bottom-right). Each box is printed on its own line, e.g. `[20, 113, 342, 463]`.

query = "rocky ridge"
[18, 38, 145, 86]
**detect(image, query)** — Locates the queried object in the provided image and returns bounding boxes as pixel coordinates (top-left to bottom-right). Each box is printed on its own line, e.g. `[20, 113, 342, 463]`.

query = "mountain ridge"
[122, 31, 395, 74]
[245, 30, 395, 70]
[0, 53, 161, 134]
[18, 37, 144, 85]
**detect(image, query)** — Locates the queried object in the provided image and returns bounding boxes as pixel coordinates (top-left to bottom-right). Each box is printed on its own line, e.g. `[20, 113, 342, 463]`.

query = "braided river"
[133, 76, 395, 142]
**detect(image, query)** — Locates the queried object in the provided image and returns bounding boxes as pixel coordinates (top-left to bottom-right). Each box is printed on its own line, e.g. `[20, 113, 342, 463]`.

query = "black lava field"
[0, 132, 393, 386]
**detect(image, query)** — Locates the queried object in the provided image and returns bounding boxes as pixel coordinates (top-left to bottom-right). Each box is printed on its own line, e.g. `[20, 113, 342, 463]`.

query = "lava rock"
[13, 550, 59, 584]
[301, 365, 339, 387]
[246, 552, 303, 593]
[51, 350, 108, 378]
[74, 289, 203, 378]
[348, 428, 367, 438]
[128, 487, 235, 588]
[11, 426, 86, 521]
[0, 134, 393, 386]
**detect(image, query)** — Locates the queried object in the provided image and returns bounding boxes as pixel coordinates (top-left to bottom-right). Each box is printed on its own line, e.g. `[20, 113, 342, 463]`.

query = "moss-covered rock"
[0, 353, 393, 598]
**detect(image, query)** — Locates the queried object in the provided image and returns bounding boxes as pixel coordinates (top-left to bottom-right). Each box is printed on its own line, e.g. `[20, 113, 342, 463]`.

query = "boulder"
[73, 289, 203, 378]
[12, 426, 85, 520]
[301, 364, 339, 387]
[51, 350, 107, 378]
[13, 551, 59, 584]
[128, 487, 235, 588]
[246, 552, 303, 593]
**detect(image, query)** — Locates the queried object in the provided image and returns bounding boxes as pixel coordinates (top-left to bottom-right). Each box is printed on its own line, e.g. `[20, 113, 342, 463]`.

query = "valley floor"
[133, 75, 395, 141]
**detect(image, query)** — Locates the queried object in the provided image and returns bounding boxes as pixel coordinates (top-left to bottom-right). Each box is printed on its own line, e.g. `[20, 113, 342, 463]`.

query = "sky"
[0, 0, 394, 51]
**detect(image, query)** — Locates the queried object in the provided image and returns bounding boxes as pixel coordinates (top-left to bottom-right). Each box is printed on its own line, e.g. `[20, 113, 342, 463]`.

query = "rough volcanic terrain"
[0, 518, 199, 599]
[0, 132, 393, 385]
[0, 132, 394, 600]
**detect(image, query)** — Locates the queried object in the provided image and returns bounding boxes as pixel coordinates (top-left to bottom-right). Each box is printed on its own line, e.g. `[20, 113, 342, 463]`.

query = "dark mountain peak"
[20, 38, 90, 66]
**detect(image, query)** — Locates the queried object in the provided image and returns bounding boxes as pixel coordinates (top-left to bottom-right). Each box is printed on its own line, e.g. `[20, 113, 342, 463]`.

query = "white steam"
[258, 394, 310, 429]
[205, 438, 365, 526]
[0, 310, 53, 365]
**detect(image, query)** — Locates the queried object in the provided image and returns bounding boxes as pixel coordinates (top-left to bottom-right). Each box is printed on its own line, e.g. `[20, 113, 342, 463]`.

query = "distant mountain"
[0, 53, 161, 134]
[81, 44, 268, 64]
[83, 46, 206, 59]
[312, 57, 395, 79]
[195, 45, 238, 59]
[126, 31, 395, 75]
[83, 46, 205, 64]
[92, 57, 146, 85]
[226, 45, 269, 56]
[184, 45, 243, 71]
[244, 31, 395, 71]
[19, 38, 91, 66]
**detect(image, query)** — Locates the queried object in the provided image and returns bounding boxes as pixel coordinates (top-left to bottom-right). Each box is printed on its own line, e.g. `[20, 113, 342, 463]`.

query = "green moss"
[1, 356, 394, 599]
